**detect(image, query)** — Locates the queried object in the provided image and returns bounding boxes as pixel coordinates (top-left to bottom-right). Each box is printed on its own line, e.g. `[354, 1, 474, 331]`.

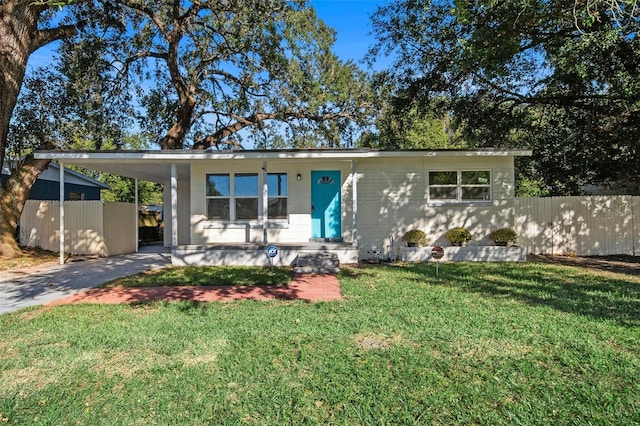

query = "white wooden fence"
[20, 200, 136, 257]
[515, 196, 640, 256]
[18, 196, 640, 258]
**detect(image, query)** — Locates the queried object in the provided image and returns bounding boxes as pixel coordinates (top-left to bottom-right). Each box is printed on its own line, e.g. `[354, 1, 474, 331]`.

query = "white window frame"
[428, 170, 492, 205]
[205, 173, 231, 220]
[267, 172, 288, 219]
[233, 173, 260, 221]
[205, 172, 288, 222]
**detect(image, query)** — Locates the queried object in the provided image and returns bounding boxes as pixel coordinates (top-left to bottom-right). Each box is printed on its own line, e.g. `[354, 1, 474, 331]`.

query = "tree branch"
[116, 0, 169, 39]
[191, 110, 355, 149]
[472, 72, 528, 102]
[31, 25, 77, 52]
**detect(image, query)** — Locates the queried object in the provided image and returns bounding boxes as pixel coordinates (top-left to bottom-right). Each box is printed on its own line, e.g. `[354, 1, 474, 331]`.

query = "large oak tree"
[109, 0, 370, 150]
[370, 0, 640, 194]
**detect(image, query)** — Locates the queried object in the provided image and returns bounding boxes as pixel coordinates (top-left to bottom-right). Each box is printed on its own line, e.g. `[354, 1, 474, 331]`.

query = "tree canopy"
[370, 0, 640, 194]
[73, 0, 372, 150]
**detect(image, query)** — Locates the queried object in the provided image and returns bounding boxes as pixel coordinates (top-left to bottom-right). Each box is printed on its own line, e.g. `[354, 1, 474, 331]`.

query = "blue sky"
[28, 1, 388, 71]
[311, 0, 387, 68]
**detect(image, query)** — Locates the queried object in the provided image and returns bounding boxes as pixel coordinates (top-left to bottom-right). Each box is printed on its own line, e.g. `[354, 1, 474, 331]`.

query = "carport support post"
[170, 164, 178, 247]
[352, 160, 358, 247]
[135, 178, 139, 253]
[59, 162, 65, 265]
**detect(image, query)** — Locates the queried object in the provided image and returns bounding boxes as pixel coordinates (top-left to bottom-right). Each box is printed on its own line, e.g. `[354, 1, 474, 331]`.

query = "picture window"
[205, 172, 288, 221]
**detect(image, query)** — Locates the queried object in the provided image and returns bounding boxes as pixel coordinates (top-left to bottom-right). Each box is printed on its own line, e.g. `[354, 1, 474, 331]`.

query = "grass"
[1, 261, 639, 424]
[100, 266, 292, 288]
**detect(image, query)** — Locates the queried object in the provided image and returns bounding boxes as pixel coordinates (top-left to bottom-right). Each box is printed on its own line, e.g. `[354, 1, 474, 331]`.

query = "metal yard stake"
[266, 245, 278, 270]
[431, 245, 444, 276]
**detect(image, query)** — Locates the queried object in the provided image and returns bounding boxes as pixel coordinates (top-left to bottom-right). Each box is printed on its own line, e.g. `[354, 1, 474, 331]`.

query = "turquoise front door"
[311, 170, 341, 239]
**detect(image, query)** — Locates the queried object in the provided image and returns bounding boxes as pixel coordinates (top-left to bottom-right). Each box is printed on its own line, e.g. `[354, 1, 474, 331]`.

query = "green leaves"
[19, 0, 371, 152]
[105, 0, 371, 149]
[371, 0, 640, 194]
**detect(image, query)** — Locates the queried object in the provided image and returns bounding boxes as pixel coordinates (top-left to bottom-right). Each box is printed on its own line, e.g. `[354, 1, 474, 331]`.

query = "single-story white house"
[34, 148, 531, 265]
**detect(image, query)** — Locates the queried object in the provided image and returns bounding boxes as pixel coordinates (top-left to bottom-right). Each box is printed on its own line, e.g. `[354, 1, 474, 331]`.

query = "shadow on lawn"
[49, 273, 343, 306]
[395, 262, 640, 327]
[101, 266, 293, 288]
[52, 284, 303, 305]
[338, 266, 376, 280]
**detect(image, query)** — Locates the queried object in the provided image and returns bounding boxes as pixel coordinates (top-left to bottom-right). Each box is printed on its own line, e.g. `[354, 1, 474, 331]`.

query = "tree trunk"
[0, 2, 41, 172]
[0, 2, 77, 258]
[159, 101, 195, 150]
[0, 3, 41, 258]
[0, 155, 51, 258]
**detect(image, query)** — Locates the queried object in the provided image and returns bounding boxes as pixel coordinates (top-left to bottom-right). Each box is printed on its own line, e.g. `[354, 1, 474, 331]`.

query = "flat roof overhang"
[34, 148, 532, 183]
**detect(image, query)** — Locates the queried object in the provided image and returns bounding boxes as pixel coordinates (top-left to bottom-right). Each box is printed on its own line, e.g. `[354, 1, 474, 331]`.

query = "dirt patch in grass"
[93, 351, 153, 379]
[17, 306, 55, 322]
[0, 247, 58, 273]
[354, 332, 403, 351]
[0, 351, 66, 393]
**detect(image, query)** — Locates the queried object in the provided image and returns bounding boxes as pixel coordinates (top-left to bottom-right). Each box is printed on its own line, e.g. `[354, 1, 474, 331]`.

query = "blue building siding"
[0, 176, 102, 201]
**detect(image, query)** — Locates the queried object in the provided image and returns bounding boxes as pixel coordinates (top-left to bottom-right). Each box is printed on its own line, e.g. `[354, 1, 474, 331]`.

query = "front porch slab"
[172, 243, 359, 267]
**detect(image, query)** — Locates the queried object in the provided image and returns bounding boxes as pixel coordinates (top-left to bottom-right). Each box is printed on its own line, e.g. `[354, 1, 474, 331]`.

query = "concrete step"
[294, 252, 340, 274]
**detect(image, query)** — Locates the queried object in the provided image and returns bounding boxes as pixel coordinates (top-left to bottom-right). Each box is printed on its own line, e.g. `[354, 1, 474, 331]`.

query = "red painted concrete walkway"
[47, 274, 342, 306]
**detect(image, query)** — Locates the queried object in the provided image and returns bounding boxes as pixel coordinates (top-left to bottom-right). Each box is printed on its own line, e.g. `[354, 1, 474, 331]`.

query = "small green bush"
[402, 229, 427, 247]
[446, 227, 472, 246]
[488, 228, 518, 245]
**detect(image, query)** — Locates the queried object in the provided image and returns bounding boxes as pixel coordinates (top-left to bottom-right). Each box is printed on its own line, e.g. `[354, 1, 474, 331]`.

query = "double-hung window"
[460, 171, 491, 200]
[234, 173, 259, 220]
[206, 174, 230, 220]
[428, 170, 491, 203]
[267, 173, 288, 219]
[206, 172, 287, 221]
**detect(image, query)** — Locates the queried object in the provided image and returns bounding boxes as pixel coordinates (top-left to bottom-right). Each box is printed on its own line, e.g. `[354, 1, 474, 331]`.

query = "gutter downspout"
[262, 161, 268, 245]
[632, 196, 637, 256]
[135, 179, 139, 253]
[59, 162, 65, 265]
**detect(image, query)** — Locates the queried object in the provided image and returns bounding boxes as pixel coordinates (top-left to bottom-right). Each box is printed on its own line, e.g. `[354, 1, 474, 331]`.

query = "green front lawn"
[1, 262, 639, 424]
[100, 265, 292, 288]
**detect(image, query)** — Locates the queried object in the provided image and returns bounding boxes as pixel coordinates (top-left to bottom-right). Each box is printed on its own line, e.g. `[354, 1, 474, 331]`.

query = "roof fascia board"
[35, 149, 532, 162]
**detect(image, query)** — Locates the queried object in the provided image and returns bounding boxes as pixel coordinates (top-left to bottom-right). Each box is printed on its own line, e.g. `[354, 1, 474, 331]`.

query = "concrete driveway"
[0, 245, 171, 314]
